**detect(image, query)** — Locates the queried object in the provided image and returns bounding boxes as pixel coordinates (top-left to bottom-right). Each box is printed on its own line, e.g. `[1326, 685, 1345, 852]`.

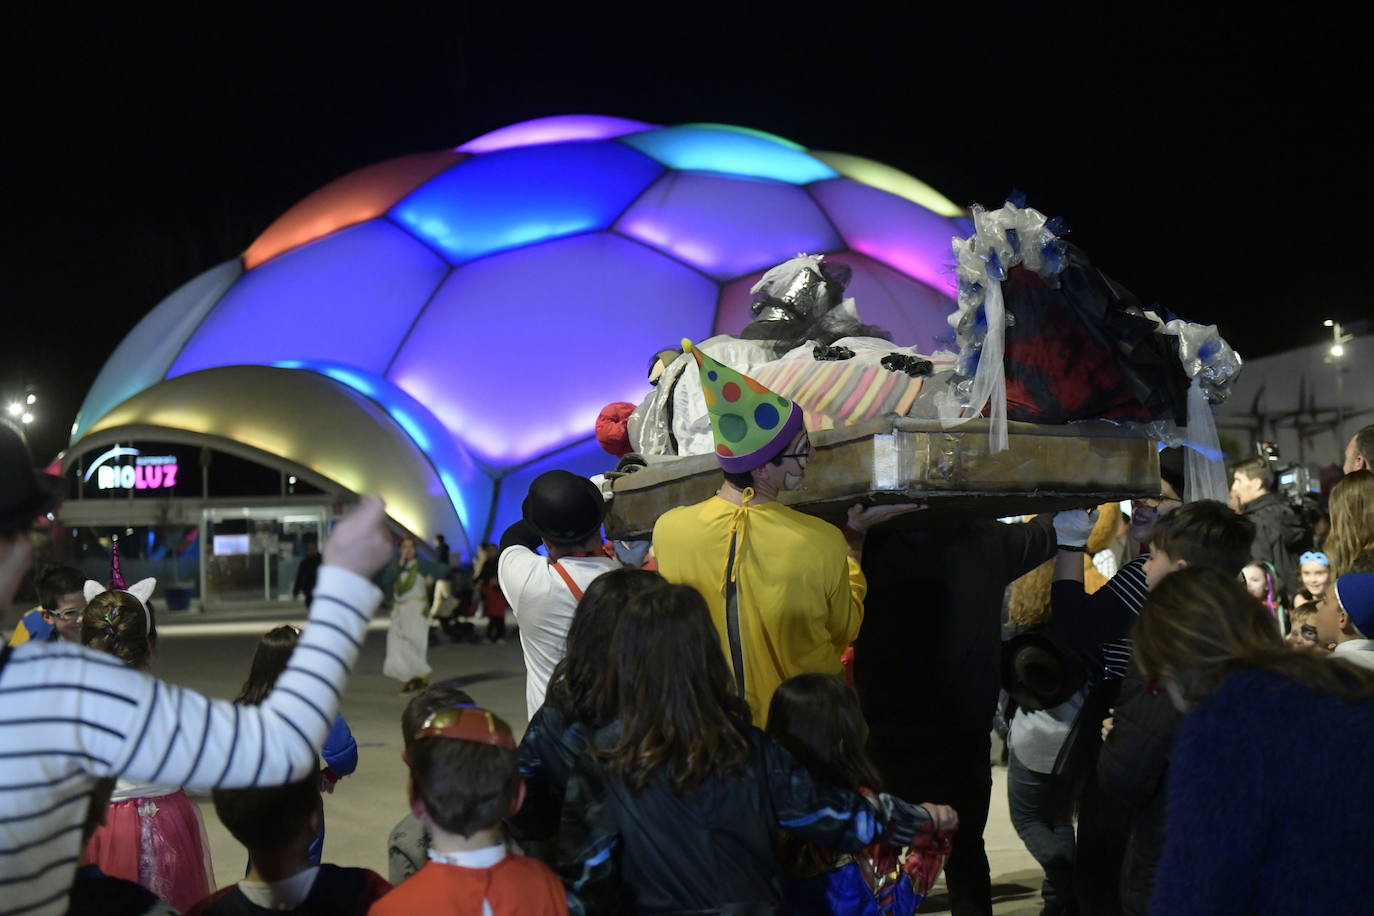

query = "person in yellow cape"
[652, 338, 911, 723]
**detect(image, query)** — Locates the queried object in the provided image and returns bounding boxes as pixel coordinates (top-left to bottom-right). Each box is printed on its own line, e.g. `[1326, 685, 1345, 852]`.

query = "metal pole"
[1336, 365, 1346, 457]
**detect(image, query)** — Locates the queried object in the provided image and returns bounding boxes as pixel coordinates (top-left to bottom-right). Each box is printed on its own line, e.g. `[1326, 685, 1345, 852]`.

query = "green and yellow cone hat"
[682, 338, 805, 473]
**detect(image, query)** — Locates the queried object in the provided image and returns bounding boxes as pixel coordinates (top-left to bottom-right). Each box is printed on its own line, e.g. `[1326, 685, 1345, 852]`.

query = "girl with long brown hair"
[1327, 469, 1374, 577]
[1131, 566, 1374, 913]
[557, 583, 955, 914]
[235, 625, 358, 864]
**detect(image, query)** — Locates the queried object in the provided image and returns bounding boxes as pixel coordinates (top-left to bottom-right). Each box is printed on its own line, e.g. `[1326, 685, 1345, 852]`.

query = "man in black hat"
[497, 470, 620, 720]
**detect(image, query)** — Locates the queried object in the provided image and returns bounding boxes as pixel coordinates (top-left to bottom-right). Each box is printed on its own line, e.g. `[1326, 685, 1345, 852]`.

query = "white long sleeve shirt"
[0, 565, 381, 916]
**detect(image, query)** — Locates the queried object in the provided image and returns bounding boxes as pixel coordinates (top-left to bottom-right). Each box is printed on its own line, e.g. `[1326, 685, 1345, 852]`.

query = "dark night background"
[2, 6, 1364, 463]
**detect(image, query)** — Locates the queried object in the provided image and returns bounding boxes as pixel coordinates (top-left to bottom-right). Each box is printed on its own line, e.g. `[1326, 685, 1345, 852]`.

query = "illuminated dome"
[72, 115, 970, 547]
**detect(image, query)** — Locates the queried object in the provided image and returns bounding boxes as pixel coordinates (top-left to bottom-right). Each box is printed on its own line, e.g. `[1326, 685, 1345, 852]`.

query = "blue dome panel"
[169, 220, 449, 377]
[388, 232, 718, 467]
[389, 141, 664, 264]
[72, 259, 242, 443]
[618, 126, 838, 184]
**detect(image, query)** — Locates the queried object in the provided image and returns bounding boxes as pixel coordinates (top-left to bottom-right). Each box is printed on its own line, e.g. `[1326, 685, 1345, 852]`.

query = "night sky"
[3, 7, 1362, 462]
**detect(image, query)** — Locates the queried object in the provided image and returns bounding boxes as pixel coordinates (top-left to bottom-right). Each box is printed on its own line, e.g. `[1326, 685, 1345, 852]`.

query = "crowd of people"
[3, 374, 1374, 914]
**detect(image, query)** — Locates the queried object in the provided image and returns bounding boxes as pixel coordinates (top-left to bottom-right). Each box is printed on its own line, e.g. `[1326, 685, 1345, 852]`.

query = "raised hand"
[324, 495, 393, 580]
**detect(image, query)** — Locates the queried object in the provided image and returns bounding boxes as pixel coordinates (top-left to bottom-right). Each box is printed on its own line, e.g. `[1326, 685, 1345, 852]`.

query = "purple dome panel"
[809, 178, 960, 295]
[615, 171, 841, 280]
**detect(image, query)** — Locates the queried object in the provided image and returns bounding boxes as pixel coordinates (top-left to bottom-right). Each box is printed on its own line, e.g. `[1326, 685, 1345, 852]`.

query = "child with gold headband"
[369, 706, 567, 915]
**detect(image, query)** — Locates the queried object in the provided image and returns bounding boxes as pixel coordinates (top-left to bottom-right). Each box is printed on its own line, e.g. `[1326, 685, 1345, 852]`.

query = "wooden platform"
[605, 415, 1160, 538]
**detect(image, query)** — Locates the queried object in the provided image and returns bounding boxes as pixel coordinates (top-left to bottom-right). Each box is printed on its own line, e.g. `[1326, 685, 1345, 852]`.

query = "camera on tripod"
[1255, 442, 1320, 509]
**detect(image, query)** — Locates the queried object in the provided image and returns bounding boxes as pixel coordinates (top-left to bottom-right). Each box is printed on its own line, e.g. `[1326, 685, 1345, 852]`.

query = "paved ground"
[144, 619, 1046, 913]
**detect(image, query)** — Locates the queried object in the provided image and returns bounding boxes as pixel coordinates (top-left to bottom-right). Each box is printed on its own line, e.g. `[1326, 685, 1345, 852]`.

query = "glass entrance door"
[202, 507, 327, 608]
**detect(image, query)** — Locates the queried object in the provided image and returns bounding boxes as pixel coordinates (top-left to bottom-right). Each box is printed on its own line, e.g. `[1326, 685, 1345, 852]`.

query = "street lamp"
[20, 412, 33, 425]
[25, 393, 35, 405]
[5, 403, 19, 417]
[1323, 319, 1354, 447]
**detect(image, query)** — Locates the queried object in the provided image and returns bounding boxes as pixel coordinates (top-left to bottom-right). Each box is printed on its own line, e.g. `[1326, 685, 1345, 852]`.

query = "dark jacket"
[1096, 661, 1183, 916]
[1240, 492, 1307, 593]
[1150, 668, 1374, 915]
[855, 516, 1056, 738]
[191, 864, 390, 914]
[557, 722, 891, 915]
[509, 704, 592, 846]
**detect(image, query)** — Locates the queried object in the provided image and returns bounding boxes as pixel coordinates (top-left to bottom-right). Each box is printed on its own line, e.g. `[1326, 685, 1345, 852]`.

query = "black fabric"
[1051, 676, 1130, 915]
[509, 705, 590, 846]
[724, 531, 745, 693]
[855, 516, 1056, 735]
[869, 730, 992, 916]
[1240, 492, 1308, 593]
[997, 247, 1189, 427]
[292, 554, 322, 602]
[1048, 581, 1136, 658]
[853, 517, 1054, 916]
[65, 864, 162, 915]
[199, 864, 375, 915]
[1095, 664, 1182, 916]
[500, 518, 545, 555]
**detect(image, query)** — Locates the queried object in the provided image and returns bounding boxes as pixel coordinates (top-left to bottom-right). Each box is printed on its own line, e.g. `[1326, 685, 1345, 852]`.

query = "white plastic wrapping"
[938, 202, 1067, 453]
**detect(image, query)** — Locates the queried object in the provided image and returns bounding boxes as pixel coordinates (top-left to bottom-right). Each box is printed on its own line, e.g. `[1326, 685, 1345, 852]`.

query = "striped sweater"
[0, 565, 382, 916]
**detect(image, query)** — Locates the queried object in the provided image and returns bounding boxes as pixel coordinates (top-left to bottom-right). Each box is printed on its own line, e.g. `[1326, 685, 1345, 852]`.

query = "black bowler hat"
[0, 420, 65, 532]
[522, 470, 606, 545]
[1000, 633, 1087, 711]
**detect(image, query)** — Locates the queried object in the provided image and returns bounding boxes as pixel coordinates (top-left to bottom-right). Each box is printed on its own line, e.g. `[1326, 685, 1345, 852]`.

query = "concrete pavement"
[145, 622, 1046, 913]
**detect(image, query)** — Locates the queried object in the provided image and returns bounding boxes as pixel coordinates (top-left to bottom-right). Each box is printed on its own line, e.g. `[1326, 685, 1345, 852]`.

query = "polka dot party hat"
[682, 338, 805, 473]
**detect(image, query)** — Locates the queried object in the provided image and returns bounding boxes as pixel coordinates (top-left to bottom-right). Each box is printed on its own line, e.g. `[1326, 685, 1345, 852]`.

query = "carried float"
[596, 199, 1241, 538]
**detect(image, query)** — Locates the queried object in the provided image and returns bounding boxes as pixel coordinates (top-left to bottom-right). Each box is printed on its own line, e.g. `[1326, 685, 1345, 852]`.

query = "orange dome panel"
[243, 149, 466, 268]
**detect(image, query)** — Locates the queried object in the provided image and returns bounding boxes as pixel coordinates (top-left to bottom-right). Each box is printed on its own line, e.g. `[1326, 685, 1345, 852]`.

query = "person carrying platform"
[652, 339, 903, 722]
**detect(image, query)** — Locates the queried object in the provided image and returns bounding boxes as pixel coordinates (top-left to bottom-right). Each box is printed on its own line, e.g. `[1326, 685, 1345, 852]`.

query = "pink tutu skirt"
[84, 788, 215, 911]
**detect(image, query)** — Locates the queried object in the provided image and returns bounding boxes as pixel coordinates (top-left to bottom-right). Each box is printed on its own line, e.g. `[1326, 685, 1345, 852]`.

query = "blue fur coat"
[1151, 666, 1374, 914]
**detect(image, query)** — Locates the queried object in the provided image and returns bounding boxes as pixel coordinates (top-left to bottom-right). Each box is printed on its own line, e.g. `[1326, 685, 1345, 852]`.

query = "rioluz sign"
[84, 446, 179, 491]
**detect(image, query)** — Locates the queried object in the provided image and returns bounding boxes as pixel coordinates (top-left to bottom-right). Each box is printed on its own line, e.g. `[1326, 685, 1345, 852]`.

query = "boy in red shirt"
[369, 706, 567, 916]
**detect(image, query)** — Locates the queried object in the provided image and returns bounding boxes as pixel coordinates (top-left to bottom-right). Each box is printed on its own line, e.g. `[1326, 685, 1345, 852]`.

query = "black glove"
[870, 792, 932, 847]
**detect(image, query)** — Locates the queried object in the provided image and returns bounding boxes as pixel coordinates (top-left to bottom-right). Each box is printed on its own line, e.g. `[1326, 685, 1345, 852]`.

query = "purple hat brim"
[717, 402, 805, 474]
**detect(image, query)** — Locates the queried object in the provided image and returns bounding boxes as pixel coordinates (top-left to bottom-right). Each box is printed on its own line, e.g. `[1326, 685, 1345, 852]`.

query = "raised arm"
[72, 498, 390, 790]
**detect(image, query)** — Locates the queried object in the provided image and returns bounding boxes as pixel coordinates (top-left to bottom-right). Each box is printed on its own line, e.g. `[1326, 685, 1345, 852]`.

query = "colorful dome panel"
[73, 260, 242, 441]
[809, 178, 962, 294]
[456, 114, 659, 153]
[619, 125, 838, 184]
[615, 170, 841, 279]
[387, 232, 718, 465]
[243, 150, 467, 269]
[809, 151, 965, 217]
[169, 220, 449, 377]
[389, 140, 663, 263]
[75, 116, 971, 545]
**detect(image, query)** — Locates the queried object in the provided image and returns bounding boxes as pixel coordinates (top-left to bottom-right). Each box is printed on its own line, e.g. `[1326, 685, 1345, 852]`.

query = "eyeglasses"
[45, 608, 82, 622]
[778, 442, 813, 467]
